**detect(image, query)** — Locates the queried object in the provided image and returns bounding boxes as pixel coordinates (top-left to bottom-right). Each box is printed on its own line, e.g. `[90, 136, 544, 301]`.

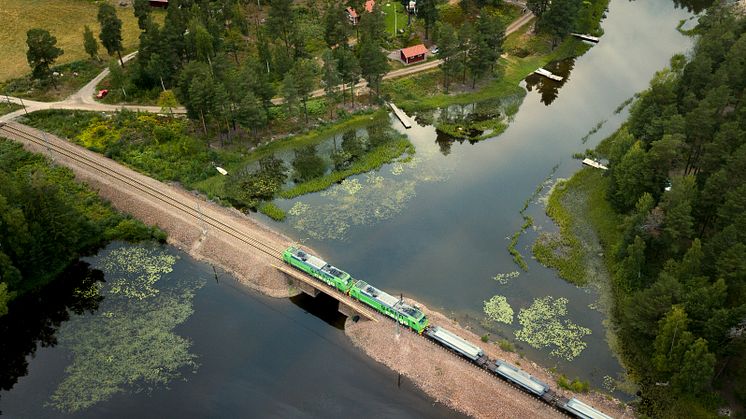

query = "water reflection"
[524, 58, 577, 106]
[671, 0, 713, 13]
[429, 96, 522, 152]
[0, 262, 103, 402]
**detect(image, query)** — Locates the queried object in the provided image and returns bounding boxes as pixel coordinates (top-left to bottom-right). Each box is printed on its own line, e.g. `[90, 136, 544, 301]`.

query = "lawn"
[0, 0, 159, 82]
[382, 2, 409, 38]
[0, 102, 22, 116]
[1, 59, 105, 102]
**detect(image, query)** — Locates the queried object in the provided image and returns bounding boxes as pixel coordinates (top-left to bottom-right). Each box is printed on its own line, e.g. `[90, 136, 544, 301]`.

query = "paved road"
[1, 12, 534, 122]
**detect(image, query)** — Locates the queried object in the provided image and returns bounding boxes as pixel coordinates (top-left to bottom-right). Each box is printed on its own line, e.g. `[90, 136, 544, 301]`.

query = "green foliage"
[25, 28, 64, 85]
[280, 136, 412, 198]
[97, 3, 123, 63]
[0, 139, 164, 311]
[2, 59, 105, 102]
[82, 25, 98, 61]
[540, 10, 746, 414]
[0, 102, 22, 117]
[259, 202, 287, 221]
[557, 375, 590, 393]
[481, 334, 490, 342]
[498, 339, 515, 352]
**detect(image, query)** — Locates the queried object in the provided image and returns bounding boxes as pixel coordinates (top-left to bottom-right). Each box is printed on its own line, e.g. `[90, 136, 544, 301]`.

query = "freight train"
[283, 246, 613, 419]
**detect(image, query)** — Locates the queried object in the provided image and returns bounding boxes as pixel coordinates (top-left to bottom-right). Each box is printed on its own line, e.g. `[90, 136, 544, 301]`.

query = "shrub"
[481, 334, 490, 342]
[498, 339, 515, 352]
[557, 375, 590, 393]
[259, 202, 287, 221]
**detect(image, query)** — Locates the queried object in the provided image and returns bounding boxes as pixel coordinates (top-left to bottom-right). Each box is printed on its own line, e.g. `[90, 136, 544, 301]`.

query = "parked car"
[430, 47, 439, 54]
[96, 89, 109, 99]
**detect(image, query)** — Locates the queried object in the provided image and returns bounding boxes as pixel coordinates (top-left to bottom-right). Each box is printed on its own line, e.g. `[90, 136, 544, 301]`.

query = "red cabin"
[400, 44, 428, 64]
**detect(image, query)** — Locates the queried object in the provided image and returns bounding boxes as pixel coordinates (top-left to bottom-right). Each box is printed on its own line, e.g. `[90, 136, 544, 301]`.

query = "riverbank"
[346, 298, 631, 418]
[533, 167, 637, 393]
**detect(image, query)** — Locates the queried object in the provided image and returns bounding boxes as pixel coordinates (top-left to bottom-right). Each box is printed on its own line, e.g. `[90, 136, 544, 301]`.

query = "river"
[1, 0, 700, 416]
[268, 0, 699, 392]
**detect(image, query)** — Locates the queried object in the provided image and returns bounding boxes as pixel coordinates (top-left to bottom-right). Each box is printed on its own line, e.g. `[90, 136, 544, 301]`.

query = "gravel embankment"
[2, 122, 297, 298]
[346, 299, 632, 419]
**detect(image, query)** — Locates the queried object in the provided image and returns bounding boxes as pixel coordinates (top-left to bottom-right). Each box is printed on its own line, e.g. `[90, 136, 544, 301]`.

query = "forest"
[589, 6, 746, 416]
[0, 140, 165, 317]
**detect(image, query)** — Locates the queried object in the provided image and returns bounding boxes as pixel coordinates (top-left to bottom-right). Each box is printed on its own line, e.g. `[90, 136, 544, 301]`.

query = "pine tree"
[418, 0, 438, 40]
[435, 23, 460, 92]
[98, 3, 124, 65]
[321, 50, 342, 117]
[83, 25, 99, 61]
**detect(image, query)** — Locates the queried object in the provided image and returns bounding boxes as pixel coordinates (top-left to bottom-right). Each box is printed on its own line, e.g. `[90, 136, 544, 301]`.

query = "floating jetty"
[533, 68, 564, 82]
[582, 158, 608, 170]
[571, 33, 600, 43]
[388, 102, 413, 129]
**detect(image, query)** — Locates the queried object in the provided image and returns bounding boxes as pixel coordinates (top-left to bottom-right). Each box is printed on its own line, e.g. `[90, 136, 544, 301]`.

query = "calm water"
[0, 243, 460, 418]
[269, 0, 697, 391]
[1, 0, 700, 415]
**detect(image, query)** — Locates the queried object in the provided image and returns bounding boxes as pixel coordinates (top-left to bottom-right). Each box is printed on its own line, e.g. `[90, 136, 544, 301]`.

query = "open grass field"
[0, 0, 154, 82]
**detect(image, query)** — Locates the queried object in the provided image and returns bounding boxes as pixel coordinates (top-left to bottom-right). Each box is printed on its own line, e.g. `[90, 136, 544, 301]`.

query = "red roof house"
[400, 44, 428, 64]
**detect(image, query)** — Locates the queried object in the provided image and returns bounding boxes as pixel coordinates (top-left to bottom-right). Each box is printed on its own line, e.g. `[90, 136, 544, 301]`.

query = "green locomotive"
[283, 246, 354, 292]
[349, 280, 429, 333]
[282, 246, 429, 333]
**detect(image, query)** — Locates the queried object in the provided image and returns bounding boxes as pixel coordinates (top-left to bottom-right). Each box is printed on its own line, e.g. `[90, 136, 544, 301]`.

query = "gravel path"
[1, 122, 298, 298]
[346, 299, 631, 419]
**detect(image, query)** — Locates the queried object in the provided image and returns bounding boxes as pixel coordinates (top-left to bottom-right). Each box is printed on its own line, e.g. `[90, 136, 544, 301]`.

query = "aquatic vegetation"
[613, 96, 635, 114]
[49, 244, 202, 413]
[514, 296, 592, 361]
[493, 271, 520, 285]
[484, 295, 514, 324]
[288, 201, 311, 216]
[580, 119, 607, 144]
[100, 246, 178, 300]
[289, 154, 447, 240]
[259, 201, 287, 221]
[508, 163, 559, 270]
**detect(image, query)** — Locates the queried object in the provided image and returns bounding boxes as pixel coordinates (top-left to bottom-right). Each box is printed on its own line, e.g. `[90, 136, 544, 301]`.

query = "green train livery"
[283, 246, 354, 292]
[349, 280, 429, 333]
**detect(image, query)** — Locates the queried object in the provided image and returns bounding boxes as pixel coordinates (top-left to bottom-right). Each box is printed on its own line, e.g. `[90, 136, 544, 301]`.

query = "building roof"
[400, 44, 428, 58]
[364, 0, 375, 13]
[346, 6, 358, 18]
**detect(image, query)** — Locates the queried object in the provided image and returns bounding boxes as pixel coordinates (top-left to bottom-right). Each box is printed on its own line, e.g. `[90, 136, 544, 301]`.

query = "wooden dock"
[534, 68, 564, 82]
[582, 158, 608, 170]
[571, 33, 600, 43]
[388, 102, 413, 129]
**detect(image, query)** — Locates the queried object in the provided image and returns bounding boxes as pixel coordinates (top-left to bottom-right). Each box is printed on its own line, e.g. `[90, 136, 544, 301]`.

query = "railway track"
[0, 122, 286, 261]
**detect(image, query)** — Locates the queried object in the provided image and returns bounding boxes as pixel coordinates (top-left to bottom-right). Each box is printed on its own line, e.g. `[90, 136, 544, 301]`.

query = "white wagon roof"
[565, 398, 614, 419]
[430, 326, 483, 359]
[496, 361, 548, 395]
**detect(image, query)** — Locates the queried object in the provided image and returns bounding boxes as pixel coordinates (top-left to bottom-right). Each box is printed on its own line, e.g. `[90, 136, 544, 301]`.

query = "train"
[283, 246, 614, 419]
[283, 246, 429, 333]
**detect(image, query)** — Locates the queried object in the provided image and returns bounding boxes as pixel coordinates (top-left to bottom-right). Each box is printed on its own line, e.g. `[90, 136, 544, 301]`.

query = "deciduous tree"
[26, 29, 64, 87]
